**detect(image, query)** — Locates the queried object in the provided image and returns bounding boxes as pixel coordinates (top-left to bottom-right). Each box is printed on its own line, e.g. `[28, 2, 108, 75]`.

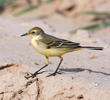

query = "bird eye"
[32, 31, 35, 34]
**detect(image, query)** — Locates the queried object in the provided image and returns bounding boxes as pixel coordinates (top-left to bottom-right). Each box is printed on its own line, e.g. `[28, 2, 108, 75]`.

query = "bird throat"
[30, 34, 42, 40]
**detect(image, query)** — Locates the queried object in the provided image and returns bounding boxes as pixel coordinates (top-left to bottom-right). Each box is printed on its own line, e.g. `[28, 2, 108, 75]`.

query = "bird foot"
[47, 71, 63, 77]
[24, 73, 36, 79]
[24, 71, 46, 79]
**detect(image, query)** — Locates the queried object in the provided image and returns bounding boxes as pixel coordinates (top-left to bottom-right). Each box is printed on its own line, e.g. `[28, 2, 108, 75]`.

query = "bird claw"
[24, 73, 36, 79]
[47, 71, 63, 77]
[24, 75, 31, 79]
[24, 71, 46, 79]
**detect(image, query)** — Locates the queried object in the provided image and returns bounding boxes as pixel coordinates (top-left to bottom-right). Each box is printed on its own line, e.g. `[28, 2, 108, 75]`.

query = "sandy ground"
[0, 0, 110, 99]
[0, 14, 110, 100]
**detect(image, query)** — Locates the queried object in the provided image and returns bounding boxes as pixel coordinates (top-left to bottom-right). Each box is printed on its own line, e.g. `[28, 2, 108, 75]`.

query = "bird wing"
[41, 34, 80, 49]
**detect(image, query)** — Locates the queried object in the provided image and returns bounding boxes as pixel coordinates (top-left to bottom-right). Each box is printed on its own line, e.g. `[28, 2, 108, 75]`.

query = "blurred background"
[1, 0, 110, 34]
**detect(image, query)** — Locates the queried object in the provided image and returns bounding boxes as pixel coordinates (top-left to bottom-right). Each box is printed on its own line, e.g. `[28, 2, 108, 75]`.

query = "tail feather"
[80, 46, 103, 50]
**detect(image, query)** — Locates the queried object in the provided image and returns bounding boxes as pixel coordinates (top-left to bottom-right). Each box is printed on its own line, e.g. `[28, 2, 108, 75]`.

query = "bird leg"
[25, 56, 49, 79]
[47, 56, 63, 77]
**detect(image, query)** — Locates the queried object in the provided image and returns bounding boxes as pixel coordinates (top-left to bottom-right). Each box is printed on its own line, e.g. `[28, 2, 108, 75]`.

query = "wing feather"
[41, 34, 80, 48]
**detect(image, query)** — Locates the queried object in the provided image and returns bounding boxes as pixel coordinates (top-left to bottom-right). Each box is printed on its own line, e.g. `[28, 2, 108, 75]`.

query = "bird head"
[21, 27, 44, 38]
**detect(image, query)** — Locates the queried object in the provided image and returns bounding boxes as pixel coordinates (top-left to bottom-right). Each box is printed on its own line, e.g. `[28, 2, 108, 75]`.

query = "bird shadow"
[59, 68, 110, 76]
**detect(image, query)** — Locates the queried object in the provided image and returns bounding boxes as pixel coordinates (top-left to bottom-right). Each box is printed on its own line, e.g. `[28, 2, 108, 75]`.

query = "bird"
[21, 27, 103, 78]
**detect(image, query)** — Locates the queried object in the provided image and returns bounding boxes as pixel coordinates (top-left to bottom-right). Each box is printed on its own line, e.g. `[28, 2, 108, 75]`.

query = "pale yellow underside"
[31, 38, 82, 57]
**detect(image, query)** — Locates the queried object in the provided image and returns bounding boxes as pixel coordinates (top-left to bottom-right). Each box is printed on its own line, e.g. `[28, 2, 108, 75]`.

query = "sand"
[0, 0, 110, 99]
[0, 15, 110, 100]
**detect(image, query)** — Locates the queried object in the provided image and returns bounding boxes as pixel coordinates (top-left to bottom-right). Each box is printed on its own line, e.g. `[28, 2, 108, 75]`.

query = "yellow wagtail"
[21, 27, 103, 78]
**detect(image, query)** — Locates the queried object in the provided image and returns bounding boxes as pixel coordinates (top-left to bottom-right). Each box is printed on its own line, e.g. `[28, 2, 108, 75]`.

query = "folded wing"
[41, 34, 80, 49]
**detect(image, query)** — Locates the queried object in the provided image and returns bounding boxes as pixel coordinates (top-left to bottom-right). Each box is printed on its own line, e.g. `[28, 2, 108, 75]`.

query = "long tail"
[79, 46, 103, 50]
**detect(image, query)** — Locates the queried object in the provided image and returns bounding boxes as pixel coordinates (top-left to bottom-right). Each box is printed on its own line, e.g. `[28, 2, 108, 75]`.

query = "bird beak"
[20, 33, 28, 37]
